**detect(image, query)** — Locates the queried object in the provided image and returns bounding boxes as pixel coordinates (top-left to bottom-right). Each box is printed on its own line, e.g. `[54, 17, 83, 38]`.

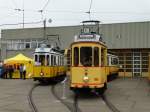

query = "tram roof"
[107, 53, 118, 58]
[82, 20, 100, 24]
[70, 41, 107, 48]
[34, 47, 62, 55]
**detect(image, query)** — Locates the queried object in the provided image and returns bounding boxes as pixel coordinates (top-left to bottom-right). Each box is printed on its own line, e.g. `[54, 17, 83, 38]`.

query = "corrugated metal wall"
[102, 22, 150, 49]
[2, 21, 150, 49]
[1, 21, 150, 60]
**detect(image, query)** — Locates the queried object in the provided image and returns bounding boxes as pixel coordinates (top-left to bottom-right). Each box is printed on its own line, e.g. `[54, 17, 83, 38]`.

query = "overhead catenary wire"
[0, 21, 43, 27]
[41, 0, 51, 11]
[0, 6, 150, 15]
[11, 0, 18, 9]
[0, 1, 150, 28]
[38, 0, 51, 20]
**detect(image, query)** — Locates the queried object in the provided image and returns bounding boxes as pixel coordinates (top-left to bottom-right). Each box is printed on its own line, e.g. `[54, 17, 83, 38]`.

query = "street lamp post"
[15, 8, 24, 28]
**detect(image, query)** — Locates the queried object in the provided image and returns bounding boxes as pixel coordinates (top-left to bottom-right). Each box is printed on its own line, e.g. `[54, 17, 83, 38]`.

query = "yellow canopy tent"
[4, 53, 34, 79]
[4, 53, 33, 64]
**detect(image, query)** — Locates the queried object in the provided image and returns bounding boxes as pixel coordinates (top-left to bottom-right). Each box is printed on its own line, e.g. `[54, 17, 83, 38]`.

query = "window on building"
[25, 43, 30, 48]
[6, 39, 46, 50]
[31, 41, 37, 48]
[111, 57, 118, 65]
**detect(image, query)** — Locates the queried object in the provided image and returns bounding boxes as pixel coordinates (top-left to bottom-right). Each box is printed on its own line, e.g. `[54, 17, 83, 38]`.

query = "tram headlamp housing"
[83, 75, 89, 82]
[40, 72, 44, 76]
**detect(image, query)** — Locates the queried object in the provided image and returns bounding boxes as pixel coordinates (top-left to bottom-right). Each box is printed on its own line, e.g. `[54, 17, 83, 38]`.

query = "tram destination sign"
[78, 34, 95, 39]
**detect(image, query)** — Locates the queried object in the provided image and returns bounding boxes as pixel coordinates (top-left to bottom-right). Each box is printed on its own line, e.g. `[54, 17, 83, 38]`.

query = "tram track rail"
[51, 84, 81, 112]
[28, 84, 39, 112]
[28, 81, 120, 112]
[101, 94, 121, 112]
[51, 79, 120, 112]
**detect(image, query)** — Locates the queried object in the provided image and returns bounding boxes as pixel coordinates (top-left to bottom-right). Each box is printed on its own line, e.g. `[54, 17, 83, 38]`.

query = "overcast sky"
[0, 0, 150, 29]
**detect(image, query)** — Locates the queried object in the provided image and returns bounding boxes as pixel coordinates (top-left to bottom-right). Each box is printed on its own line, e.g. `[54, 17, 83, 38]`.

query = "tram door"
[133, 52, 141, 77]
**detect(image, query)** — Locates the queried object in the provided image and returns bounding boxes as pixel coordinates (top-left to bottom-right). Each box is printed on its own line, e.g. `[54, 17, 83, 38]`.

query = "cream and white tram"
[33, 44, 66, 83]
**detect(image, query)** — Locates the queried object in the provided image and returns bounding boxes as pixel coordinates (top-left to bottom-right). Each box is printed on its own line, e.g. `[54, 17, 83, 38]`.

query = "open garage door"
[133, 52, 141, 77]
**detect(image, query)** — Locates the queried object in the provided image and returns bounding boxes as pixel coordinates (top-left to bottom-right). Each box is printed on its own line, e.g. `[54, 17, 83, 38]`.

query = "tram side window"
[54, 56, 56, 66]
[35, 55, 37, 62]
[94, 47, 99, 66]
[39, 55, 45, 66]
[74, 47, 79, 66]
[80, 47, 92, 67]
[35, 55, 41, 66]
[46, 55, 49, 66]
[107, 56, 110, 65]
[101, 48, 104, 66]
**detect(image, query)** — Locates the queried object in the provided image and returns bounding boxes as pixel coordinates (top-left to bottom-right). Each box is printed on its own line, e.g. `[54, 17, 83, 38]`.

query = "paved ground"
[0, 77, 150, 112]
[0, 79, 70, 112]
[0, 79, 33, 112]
[32, 84, 69, 112]
[106, 77, 150, 112]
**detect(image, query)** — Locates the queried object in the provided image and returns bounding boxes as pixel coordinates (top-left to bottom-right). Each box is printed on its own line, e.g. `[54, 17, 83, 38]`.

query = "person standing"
[3, 65, 8, 79]
[8, 65, 14, 79]
[19, 64, 23, 79]
[23, 64, 26, 80]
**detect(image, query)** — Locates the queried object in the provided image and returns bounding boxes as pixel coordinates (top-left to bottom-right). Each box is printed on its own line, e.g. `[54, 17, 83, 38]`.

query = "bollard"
[61, 77, 67, 99]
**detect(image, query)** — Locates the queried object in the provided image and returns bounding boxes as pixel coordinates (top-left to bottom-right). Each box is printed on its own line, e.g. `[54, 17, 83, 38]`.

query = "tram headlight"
[40, 72, 44, 76]
[83, 75, 89, 82]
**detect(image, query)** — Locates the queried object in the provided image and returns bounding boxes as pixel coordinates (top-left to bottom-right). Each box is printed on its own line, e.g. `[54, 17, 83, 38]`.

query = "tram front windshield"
[35, 54, 49, 66]
[74, 47, 99, 67]
[39, 55, 45, 66]
[80, 47, 92, 66]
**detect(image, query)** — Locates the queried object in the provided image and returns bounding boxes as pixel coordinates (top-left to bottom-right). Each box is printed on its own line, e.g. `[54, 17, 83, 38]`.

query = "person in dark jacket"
[8, 65, 14, 79]
[19, 64, 23, 79]
[22, 64, 26, 80]
[0, 67, 3, 78]
[2, 65, 8, 79]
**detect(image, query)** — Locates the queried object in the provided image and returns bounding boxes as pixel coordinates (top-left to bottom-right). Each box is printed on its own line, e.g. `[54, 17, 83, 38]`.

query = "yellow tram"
[69, 20, 108, 93]
[107, 53, 119, 81]
[148, 55, 150, 81]
[32, 44, 66, 83]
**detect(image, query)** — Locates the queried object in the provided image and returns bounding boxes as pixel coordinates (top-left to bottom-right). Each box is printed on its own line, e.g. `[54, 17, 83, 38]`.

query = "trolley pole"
[43, 19, 46, 39]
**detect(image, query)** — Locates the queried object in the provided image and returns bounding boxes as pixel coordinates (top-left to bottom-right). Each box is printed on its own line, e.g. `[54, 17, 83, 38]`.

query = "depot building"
[1, 21, 150, 77]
